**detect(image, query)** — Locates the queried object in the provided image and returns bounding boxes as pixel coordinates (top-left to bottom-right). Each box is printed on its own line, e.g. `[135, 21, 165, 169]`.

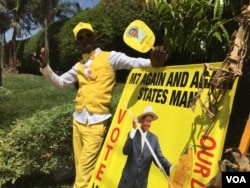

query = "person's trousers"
[72, 119, 107, 188]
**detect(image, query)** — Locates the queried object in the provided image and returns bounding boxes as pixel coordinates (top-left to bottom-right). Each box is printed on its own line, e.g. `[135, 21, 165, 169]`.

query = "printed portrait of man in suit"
[118, 106, 173, 188]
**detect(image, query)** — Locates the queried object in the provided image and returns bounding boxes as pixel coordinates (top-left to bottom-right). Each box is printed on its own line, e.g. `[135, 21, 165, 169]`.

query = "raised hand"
[150, 46, 169, 67]
[32, 47, 47, 69]
[133, 118, 138, 129]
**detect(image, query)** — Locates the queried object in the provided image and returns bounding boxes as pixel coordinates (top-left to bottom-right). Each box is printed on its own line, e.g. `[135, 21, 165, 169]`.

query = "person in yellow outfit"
[32, 22, 168, 188]
[16, 59, 22, 74]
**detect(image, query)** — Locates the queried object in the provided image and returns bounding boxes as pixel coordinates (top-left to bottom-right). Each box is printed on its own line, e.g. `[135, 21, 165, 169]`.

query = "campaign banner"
[89, 63, 238, 188]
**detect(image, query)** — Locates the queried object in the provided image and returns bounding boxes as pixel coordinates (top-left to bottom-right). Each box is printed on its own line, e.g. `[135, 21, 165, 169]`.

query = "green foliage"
[22, 30, 45, 74]
[19, 0, 162, 73]
[155, 0, 230, 63]
[13, 0, 250, 73]
[0, 86, 11, 106]
[0, 73, 124, 186]
[96, 0, 163, 54]
[149, 0, 249, 63]
[0, 103, 74, 186]
[0, 74, 76, 186]
[0, 74, 76, 130]
[17, 20, 68, 74]
[0, 86, 11, 128]
[48, 20, 69, 72]
[57, 8, 114, 71]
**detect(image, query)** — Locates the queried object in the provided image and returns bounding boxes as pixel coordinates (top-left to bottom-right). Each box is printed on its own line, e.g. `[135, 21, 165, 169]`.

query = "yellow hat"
[73, 22, 94, 38]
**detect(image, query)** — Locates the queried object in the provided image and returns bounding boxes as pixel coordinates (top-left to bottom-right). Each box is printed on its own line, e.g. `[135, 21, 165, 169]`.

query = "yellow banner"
[89, 63, 238, 188]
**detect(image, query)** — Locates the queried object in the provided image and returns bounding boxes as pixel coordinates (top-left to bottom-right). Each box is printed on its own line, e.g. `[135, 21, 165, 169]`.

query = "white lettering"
[226, 176, 246, 183]
[240, 176, 247, 183]
[226, 176, 232, 183]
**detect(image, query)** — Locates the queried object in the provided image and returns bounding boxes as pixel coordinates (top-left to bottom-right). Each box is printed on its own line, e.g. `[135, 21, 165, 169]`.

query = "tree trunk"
[0, 34, 3, 86]
[11, 25, 17, 72]
[44, 17, 50, 64]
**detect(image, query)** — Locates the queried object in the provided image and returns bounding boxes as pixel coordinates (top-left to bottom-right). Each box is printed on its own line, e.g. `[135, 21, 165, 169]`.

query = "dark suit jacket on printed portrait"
[118, 130, 171, 188]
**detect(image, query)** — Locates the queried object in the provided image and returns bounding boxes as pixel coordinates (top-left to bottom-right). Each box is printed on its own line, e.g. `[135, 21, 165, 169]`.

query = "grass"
[0, 73, 77, 131]
[1, 72, 125, 131]
[0, 72, 125, 187]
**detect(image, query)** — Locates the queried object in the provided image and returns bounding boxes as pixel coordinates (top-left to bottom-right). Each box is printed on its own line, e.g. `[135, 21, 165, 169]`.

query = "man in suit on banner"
[118, 106, 172, 188]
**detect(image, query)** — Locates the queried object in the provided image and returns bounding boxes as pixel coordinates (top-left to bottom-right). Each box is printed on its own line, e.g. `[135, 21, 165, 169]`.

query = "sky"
[5, 0, 100, 41]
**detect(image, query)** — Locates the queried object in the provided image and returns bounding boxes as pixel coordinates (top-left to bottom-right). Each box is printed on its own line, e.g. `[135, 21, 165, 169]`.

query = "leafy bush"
[0, 87, 12, 127]
[0, 81, 124, 187]
[1, 73, 76, 130]
[57, 8, 115, 72]
[0, 87, 12, 105]
[0, 103, 74, 186]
